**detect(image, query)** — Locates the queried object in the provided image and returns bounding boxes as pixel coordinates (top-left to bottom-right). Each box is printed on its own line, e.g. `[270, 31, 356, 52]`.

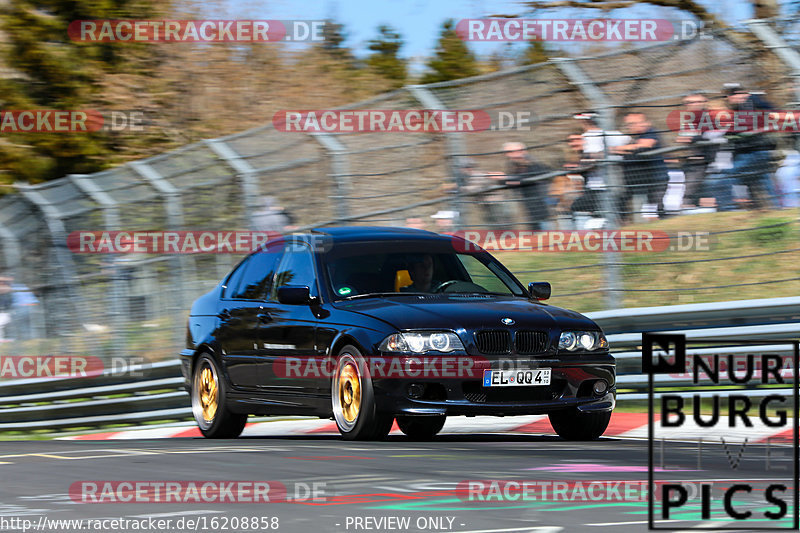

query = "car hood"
[332, 294, 599, 332]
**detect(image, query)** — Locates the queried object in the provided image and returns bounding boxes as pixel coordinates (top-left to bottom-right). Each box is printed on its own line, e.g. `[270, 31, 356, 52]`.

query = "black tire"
[332, 345, 394, 441]
[191, 353, 248, 439]
[549, 408, 612, 441]
[396, 415, 446, 440]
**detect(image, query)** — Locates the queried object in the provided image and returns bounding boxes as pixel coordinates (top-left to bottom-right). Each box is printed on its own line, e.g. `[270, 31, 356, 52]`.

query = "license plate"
[483, 368, 551, 387]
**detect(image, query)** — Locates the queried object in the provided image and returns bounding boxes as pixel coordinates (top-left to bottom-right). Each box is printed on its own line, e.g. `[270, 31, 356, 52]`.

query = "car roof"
[308, 226, 448, 243]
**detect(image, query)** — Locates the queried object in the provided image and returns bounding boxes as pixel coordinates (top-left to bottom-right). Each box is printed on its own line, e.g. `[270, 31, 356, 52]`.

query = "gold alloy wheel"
[198, 365, 218, 422]
[338, 362, 361, 424]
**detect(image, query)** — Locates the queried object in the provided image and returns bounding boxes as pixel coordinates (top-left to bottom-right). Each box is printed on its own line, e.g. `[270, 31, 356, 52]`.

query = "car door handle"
[257, 313, 272, 323]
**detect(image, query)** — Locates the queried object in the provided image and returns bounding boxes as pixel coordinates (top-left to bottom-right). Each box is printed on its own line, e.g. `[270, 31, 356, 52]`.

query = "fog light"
[408, 383, 425, 399]
[593, 380, 608, 395]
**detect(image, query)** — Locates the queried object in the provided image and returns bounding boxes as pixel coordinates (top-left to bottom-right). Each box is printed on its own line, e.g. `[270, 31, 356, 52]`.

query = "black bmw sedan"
[180, 226, 615, 441]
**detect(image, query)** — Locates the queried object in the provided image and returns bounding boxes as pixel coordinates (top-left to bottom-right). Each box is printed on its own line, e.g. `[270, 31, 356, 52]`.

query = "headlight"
[558, 331, 577, 351]
[558, 331, 608, 351]
[379, 332, 464, 353]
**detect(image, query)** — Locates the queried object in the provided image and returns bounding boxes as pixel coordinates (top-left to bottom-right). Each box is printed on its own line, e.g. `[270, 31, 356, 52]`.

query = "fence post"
[406, 84, 467, 231]
[205, 139, 261, 230]
[553, 58, 623, 310]
[14, 185, 84, 348]
[747, 19, 800, 105]
[130, 161, 195, 321]
[68, 174, 127, 359]
[312, 133, 351, 222]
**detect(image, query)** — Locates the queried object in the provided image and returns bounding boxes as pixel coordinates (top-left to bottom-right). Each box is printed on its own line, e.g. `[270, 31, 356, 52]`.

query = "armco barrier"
[586, 296, 800, 334]
[0, 297, 797, 432]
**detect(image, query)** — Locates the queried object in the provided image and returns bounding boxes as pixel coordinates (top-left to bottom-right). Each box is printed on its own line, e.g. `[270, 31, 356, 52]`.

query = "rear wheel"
[396, 415, 446, 440]
[549, 409, 611, 441]
[192, 353, 247, 438]
[332, 345, 393, 440]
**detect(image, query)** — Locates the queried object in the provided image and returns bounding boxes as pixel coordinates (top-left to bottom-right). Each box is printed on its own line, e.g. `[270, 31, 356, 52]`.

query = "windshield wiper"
[341, 292, 427, 301]
[446, 291, 511, 297]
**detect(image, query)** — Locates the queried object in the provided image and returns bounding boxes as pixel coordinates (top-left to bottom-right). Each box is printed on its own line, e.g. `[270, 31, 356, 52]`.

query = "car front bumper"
[373, 360, 616, 417]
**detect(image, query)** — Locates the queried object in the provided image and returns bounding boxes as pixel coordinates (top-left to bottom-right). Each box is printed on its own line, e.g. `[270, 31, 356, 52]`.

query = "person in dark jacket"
[675, 93, 722, 208]
[612, 113, 670, 222]
[502, 142, 551, 230]
[721, 83, 778, 209]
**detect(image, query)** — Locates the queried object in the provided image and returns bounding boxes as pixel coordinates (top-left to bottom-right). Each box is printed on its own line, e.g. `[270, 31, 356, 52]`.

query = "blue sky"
[219, 0, 785, 66]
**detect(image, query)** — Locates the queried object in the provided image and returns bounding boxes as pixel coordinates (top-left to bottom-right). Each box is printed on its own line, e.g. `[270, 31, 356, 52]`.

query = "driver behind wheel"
[400, 254, 440, 293]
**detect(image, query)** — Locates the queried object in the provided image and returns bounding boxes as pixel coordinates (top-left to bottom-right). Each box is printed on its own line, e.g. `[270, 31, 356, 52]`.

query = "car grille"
[475, 330, 549, 355]
[515, 330, 549, 354]
[474, 330, 511, 354]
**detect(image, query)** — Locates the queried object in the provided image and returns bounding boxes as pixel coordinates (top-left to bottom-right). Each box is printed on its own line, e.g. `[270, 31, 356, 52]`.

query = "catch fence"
[0, 18, 798, 361]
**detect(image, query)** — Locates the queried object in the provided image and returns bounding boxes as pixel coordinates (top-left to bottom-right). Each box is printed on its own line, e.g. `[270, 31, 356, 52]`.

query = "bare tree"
[516, 0, 779, 27]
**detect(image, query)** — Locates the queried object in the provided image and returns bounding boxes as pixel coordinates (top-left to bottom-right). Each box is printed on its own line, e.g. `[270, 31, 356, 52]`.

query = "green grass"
[499, 208, 800, 314]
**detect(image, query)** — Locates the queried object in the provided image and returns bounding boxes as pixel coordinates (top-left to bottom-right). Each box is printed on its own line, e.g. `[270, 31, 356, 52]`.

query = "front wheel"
[549, 409, 611, 441]
[332, 345, 393, 440]
[191, 353, 248, 438]
[396, 415, 446, 440]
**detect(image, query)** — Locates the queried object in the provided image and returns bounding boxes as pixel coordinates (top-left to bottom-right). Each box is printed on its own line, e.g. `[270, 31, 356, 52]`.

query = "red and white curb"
[58, 412, 793, 442]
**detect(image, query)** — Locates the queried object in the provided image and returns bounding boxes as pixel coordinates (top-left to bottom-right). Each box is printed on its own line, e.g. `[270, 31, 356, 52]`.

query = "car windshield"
[325, 241, 526, 300]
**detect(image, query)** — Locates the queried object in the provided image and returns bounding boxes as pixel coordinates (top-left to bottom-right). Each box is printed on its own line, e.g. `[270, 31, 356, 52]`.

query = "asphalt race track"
[0, 433, 795, 533]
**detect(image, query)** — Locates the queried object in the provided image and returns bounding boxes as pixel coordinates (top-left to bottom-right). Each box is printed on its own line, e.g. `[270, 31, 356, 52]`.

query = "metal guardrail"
[586, 297, 800, 334]
[0, 361, 186, 431]
[0, 297, 797, 432]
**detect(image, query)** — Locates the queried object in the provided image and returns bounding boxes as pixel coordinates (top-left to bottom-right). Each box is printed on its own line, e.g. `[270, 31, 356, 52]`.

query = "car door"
[259, 241, 322, 398]
[217, 244, 283, 390]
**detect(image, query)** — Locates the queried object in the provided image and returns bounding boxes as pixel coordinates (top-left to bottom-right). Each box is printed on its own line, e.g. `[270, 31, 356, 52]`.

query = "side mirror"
[528, 282, 551, 301]
[277, 285, 311, 305]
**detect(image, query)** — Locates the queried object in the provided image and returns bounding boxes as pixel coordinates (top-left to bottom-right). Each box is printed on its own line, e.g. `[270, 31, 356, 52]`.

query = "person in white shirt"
[570, 113, 630, 222]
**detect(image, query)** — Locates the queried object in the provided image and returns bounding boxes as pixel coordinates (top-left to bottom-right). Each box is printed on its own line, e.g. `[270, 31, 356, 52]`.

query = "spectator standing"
[570, 113, 630, 222]
[547, 132, 585, 226]
[721, 83, 779, 209]
[612, 113, 670, 222]
[502, 142, 552, 230]
[459, 159, 512, 226]
[405, 217, 428, 230]
[0, 274, 38, 341]
[252, 196, 295, 233]
[775, 149, 800, 208]
[675, 93, 721, 208]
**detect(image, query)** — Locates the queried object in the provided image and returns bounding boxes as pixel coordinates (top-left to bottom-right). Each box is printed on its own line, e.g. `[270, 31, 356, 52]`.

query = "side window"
[222, 259, 249, 299]
[231, 244, 283, 300]
[272, 243, 318, 300]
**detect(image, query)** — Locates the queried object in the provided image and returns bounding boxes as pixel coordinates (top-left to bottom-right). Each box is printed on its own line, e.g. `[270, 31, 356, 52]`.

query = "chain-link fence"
[0, 19, 798, 362]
